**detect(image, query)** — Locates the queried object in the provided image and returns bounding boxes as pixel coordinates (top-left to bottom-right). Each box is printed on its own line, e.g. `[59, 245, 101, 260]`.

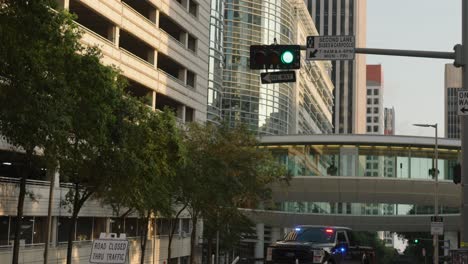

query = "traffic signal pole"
[461, 0, 468, 250]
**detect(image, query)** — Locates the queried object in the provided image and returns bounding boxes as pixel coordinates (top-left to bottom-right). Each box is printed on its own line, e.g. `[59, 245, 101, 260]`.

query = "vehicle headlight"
[313, 249, 324, 263]
[266, 247, 272, 261]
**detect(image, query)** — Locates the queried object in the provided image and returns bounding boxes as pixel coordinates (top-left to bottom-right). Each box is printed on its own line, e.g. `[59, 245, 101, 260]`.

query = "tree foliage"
[0, 1, 84, 263]
[179, 122, 286, 264]
[353, 231, 398, 264]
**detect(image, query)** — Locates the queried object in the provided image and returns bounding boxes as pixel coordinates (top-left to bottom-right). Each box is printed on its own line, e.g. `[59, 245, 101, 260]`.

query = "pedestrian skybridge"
[240, 134, 462, 232]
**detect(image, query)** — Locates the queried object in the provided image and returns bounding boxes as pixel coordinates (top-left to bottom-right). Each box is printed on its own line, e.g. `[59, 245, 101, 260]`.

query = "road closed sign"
[90, 233, 128, 264]
[458, 90, 468, 115]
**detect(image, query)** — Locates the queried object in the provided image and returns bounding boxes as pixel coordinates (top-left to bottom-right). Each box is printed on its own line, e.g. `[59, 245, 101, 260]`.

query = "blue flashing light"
[295, 227, 301, 231]
[339, 247, 346, 253]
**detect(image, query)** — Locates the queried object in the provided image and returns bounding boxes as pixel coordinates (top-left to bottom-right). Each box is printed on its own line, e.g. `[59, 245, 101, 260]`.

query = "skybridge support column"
[255, 223, 264, 264]
[444, 231, 458, 257]
[270, 227, 281, 243]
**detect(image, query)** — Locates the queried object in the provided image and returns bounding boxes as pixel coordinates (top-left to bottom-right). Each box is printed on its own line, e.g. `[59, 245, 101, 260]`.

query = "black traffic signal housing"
[453, 163, 461, 184]
[250, 45, 301, 70]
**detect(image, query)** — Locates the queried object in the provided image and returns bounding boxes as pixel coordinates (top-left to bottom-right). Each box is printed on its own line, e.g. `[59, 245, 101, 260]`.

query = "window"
[188, 0, 198, 17]
[367, 98, 371, 104]
[367, 89, 372, 95]
[373, 126, 379, 132]
[374, 98, 379, 104]
[374, 108, 379, 114]
[0, 217, 8, 245]
[188, 35, 197, 52]
[373, 116, 378, 123]
[367, 126, 371, 132]
[181, 219, 190, 234]
[58, 217, 73, 242]
[76, 217, 93, 241]
[186, 71, 196, 88]
[366, 117, 371, 123]
[374, 89, 379, 95]
[125, 218, 138, 237]
[336, 232, 347, 244]
[366, 107, 371, 114]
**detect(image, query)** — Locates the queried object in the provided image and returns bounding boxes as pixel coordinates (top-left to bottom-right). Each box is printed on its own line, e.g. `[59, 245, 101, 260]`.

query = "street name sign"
[90, 233, 128, 264]
[260, 71, 296, 84]
[306, 35, 355, 60]
[430, 216, 444, 235]
[458, 90, 468, 115]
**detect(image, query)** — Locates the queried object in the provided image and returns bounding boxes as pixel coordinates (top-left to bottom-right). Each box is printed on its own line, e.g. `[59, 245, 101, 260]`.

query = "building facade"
[366, 64, 384, 134]
[306, 0, 367, 134]
[1, 0, 211, 262]
[445, 63, 462, 139]
[213, 0, 334, 135]
[62, 0, 210, 124]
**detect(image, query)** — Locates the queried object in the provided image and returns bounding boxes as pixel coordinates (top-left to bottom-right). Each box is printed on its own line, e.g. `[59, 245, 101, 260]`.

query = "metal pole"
[462, 0, 468, 249]
[434, 124, 439, 264]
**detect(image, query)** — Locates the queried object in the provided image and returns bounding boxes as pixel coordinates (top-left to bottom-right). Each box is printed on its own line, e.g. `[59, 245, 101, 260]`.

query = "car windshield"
[284, 227, 335, 243]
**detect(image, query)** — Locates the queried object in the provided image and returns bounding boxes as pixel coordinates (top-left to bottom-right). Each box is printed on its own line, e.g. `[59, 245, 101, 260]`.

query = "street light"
[414, 123, 439, 264]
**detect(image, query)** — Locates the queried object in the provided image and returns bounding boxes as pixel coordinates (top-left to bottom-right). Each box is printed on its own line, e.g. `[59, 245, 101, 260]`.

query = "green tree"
[102, 104, 184, 264]
[0, 1, 83, 263]
[353, 231, 397, 264]
[180, 122, 286, 264]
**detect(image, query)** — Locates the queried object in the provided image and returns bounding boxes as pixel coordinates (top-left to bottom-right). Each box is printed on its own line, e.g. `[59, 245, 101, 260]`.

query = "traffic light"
[250, 45, 300, 70]
[453, 163, 461, 184]
[413, 239, 419, 244]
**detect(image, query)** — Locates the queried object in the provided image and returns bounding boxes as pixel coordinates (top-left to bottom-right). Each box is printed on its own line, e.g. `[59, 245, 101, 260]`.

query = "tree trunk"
[12, 149, 32, 264]
[207, 236, 213, 264]
[66, 183, 80, 264]
[140, 211, 150, 264]
[190, 215, 198, 264]
[43, 166, 57, 264]
[168, 204, 187, 262]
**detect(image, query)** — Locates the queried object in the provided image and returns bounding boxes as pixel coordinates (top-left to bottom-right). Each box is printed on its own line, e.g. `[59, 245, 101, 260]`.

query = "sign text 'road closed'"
[90, 233, 128, 264]
[306, 35, 355, 60]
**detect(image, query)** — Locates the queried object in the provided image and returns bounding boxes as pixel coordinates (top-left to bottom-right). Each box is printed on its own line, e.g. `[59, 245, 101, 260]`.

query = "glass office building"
[222, 0, 296, 135]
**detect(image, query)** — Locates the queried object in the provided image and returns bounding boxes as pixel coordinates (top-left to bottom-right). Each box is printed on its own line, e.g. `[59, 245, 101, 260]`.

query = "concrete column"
[148, 49, 157, 67]
[152, 91, 156, 110]
[51, 216, 58, 246]
[255, 223, 264, 264]
[149, 9, 157, 25]
[270, 227, 281, 243]
[178, 69, 187, 83]
[106, 217, 111, 234]
[108, 26, 120, 47]
[155, 10, 160, 28]
[177, 105, 186, 123]
[443, 231, 459, 256]
[180, 32, 188, 47]
[182, 0, 189, 10]
[56, 0, 70, 9]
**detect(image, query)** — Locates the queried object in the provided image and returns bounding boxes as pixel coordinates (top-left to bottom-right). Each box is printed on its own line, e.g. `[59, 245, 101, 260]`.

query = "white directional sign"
[90, 233, 128, 264]
[458, 90, 468, 115]
[306, 36, 355, 60]
[260, 71, 296, 84]
[431, 216, 444, 235]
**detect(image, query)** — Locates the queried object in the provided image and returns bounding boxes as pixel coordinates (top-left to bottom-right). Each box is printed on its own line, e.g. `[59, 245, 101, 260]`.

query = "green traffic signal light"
[414, 239, 419, 244]
[281, 50, 294, 64]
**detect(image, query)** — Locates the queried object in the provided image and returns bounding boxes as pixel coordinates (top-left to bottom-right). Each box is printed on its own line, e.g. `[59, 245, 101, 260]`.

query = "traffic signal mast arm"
[298, 45, 459, 63]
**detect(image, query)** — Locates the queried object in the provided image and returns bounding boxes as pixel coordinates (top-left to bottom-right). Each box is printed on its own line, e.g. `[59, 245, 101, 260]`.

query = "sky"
[366, 0, 461, 137]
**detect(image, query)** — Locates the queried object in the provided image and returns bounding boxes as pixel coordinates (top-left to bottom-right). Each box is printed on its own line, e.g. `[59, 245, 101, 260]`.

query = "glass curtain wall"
[223, 0, 295, 135]
[267, 144, 460, 180]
